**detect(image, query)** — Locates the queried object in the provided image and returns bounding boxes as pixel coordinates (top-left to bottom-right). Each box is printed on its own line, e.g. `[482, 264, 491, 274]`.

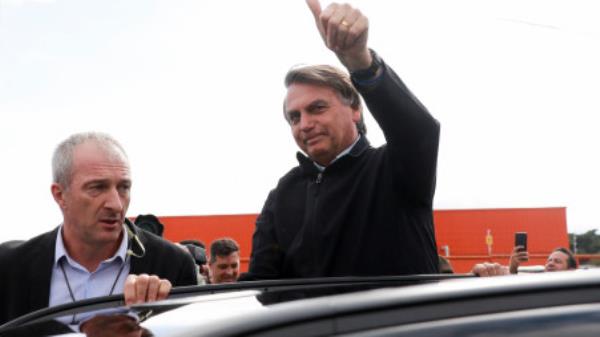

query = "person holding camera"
[472, 247, 577, 277]
[510, 246, 577, 274]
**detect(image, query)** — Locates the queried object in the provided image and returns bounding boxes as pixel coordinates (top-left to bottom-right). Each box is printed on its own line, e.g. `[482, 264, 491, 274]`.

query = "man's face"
[545, 251, 570, 272]
[209, 252, 240, 284]
[285, 83, 360, 166]
[52, 141, 131, 248]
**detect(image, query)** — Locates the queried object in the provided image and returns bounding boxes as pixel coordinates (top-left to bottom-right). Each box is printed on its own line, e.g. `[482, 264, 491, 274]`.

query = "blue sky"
[1, 0, 599, 242]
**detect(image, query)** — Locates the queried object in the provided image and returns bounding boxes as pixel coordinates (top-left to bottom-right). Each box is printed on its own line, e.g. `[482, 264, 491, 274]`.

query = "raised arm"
[307, 0, 439, 204]
[306, 0, 372, 72]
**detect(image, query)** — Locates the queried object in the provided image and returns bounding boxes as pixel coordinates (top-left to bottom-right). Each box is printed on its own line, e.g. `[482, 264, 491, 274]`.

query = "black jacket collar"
[297, 135, 370, 175]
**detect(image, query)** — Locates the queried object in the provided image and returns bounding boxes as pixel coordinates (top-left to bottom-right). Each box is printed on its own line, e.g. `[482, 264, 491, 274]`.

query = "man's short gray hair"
[52, 132, 128, 188]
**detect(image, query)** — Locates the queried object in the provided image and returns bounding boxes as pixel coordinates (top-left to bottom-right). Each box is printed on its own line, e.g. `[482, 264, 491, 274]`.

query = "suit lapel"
[28, 228, 59, 310]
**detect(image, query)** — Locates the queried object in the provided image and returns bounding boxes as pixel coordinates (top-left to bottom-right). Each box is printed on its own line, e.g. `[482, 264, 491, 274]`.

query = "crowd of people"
[0, 0, 581, 334]
[470, 246, 578, 277]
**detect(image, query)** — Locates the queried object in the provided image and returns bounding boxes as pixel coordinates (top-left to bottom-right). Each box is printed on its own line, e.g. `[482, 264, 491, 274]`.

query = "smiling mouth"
[304, 135, 324, 146]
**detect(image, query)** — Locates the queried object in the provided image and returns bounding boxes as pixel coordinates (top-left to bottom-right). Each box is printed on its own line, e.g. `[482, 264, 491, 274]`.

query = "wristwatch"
[350, 49, 383, 81]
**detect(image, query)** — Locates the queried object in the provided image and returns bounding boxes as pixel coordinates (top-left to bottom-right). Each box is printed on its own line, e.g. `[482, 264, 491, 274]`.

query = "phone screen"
[515, 232, 528, 251]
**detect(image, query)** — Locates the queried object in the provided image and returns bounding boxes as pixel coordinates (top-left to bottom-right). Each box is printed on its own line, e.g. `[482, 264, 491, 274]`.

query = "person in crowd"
[135, 214, 165, 237]
[471, 262, 510, 277]
[509, 246, 577, 273]
[439, 256, 454, 274]
[472, 247, 578, 276]
[179, 239, 210, 284]
[0, 132, 197, 327]
[209, 238, 240, 284]
[241, 0, 440, 280]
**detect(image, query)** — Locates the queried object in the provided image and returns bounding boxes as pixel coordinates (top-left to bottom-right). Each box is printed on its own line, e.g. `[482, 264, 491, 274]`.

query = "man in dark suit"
[0, 132, 197, 327]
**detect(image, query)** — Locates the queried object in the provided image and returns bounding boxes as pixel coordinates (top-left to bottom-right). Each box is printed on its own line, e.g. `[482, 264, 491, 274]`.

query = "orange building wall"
[161, 214, 258, 272]
[159, 207, 569, 274]
[434, 207, 569, 272]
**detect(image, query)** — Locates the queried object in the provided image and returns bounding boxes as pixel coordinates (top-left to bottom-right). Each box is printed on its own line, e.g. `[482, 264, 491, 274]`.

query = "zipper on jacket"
[310, 172, 322, 273]
[316, 172, 323, 184]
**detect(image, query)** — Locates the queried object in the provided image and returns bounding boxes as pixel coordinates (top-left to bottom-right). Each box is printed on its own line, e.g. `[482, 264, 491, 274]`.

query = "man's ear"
[351, 108, 361, 124]
[51, 183, 67, 210]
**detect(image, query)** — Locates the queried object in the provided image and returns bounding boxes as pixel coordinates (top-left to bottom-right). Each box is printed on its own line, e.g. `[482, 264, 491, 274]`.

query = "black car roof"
[0, 274, 466, 334]
[167, 270, 600, 337]
[3, 271, 599, 337]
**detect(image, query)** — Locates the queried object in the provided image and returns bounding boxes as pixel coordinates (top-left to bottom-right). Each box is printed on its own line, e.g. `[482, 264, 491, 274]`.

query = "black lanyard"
[59, 250, 130, 325]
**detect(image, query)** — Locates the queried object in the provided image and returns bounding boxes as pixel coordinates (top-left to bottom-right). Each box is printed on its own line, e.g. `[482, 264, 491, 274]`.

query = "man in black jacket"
[0, 132, 197, 326]
[242, 0, 440, 280]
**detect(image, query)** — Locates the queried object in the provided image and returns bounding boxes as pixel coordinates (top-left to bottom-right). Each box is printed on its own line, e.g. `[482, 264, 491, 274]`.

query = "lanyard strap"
[59, 253, 129, 324]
